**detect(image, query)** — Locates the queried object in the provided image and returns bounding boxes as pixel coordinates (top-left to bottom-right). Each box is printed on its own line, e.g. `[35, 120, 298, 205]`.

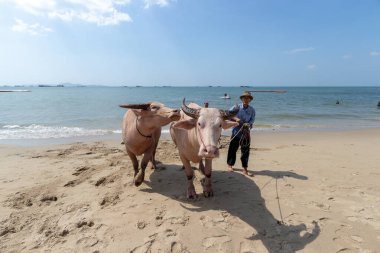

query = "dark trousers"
[227, 134, 251, 168]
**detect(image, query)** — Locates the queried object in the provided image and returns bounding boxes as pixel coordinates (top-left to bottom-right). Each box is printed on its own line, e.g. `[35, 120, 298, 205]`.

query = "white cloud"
[307, 64, 317, 70]
[285, 47, 315, 54]
[14, 0, 56, 15]
[11, 18, 53, 35]
[12, 0, 133, 26]
[144, 0, 171, 9]
[369, 51, 380, 56]
[342, 54, 352, 59]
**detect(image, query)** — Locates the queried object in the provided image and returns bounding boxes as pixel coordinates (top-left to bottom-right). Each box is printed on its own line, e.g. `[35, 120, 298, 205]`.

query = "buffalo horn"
[119, 103, 151, 110]
[219, 105, 239, 120]
[181, 98, 200, 119]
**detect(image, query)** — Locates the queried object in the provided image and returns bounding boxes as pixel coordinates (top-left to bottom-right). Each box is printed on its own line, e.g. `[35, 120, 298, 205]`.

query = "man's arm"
[229, 104, 240, 114]
[248, 108, 256, 128]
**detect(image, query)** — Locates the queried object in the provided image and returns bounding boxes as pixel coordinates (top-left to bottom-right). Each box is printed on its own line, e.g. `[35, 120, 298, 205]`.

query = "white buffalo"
[170, 98, 239, 199]
[120, 102, 180, 186]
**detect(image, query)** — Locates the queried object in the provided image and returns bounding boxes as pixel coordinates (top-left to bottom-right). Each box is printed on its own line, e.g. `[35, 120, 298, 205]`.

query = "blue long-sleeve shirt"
[229, 103, 256, 137]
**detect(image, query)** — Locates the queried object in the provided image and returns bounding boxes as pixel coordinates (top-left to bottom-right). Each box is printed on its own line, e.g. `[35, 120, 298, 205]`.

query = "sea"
[1, 86, 380, 145]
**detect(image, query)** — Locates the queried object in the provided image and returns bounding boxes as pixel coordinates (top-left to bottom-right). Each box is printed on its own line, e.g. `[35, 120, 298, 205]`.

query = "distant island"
[37, 83, 85, 88]
[38, 84, 64, 87]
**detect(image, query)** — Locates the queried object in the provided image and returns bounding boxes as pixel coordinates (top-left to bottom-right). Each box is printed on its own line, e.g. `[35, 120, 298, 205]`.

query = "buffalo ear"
[130, 109, 150, 117]
[222, 120, 239, 130]
[172, 119, 196, 130]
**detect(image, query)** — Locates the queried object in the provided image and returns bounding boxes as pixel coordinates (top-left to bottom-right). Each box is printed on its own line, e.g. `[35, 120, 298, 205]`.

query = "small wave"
[252, 123, 329, 131]
[161, 129, 170, 134]
[0, 124, 116, 140]
[3, 125, 21, 129]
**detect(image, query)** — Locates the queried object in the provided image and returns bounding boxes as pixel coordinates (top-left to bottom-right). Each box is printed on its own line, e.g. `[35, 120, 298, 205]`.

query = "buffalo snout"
[199, 145, 219, 158]
[169, 109, 181, 120]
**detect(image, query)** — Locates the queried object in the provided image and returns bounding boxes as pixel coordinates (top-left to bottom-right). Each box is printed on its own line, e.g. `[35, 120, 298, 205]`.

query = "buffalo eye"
[219, 124, 222, 128]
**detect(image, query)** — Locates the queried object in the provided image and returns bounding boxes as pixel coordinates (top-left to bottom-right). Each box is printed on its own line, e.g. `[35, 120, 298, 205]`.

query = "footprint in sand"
[200, 212, 231, 230]
[6, 192, 34, 208]
[0, 227, 16, 237]
[239, 240, 267, 253]
[94, 171, 121, 187]
[99, 192, 120, 207]
[72, 166, 90, 176]
[64, 180, 80, 187]
[40, 195, 58, 202]
[309, 201, 331, 212]
[154, 206, 167, 227]
[76, 236, 99, 248]
[350, 235, 363, 243]
[130, 229, 187, 253]
[94, 177, 106, 186]
[136, 220, 147, 229]
[76, 220, 94, 229]
[202, 235, 232, 253]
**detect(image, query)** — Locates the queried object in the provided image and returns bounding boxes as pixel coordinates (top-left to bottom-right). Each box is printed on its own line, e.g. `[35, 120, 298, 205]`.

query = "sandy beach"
[1, 129, 380, 252]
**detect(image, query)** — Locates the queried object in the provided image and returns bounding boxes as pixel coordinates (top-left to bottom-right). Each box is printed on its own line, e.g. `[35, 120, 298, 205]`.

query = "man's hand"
[243, 123, 250, 129]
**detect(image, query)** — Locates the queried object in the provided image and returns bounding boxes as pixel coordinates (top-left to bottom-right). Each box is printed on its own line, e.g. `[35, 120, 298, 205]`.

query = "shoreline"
[1, 126, 380, 147]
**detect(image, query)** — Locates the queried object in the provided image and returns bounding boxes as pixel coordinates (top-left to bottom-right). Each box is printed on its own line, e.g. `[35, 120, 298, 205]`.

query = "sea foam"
[0, 124, 117, 139]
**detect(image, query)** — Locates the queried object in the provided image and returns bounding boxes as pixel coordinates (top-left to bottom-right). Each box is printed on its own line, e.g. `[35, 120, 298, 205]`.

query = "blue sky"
[0, 0, 379, 86]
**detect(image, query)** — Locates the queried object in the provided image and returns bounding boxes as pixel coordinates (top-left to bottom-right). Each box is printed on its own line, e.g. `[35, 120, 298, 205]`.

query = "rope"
[219, 124, 250, 149]
[239, 127, 251, 148]
[275, 178, 285, 224]
[135, 117, 152, 138]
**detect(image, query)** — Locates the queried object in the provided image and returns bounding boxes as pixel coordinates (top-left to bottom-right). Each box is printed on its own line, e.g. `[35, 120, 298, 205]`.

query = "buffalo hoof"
[187, 186, 197, 200]
[134, 171, 145, 187]
[150, 163, 156, 170]
[200, 178, 213, 198]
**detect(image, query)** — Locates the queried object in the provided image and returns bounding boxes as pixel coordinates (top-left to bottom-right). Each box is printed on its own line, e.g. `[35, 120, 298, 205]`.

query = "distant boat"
[0, 90, 30, 92]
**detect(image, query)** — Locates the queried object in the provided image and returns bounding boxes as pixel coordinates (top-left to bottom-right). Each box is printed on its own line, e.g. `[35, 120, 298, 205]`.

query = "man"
[226, 91, 256, 176]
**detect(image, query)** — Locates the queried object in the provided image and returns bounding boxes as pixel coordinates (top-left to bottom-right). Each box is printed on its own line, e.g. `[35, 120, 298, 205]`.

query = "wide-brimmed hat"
[240, 91, 253, 100]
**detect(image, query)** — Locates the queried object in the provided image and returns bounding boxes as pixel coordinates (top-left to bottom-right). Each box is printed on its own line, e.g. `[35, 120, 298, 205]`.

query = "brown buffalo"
[120, 102, 180, 186]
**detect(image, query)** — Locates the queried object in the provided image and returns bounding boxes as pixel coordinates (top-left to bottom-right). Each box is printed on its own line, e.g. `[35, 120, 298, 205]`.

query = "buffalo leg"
[201, 159, 213, 197]
[150, 130, 161, 170]
[180, 155, 196, 199]
[199, 159, 205, 175]
[127, 149, 139, 177]
[134, 152, 151, 187]
[150, 148, 157, 170]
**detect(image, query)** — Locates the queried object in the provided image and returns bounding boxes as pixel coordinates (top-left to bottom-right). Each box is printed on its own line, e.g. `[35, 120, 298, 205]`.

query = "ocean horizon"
[1, 86, 380, 144]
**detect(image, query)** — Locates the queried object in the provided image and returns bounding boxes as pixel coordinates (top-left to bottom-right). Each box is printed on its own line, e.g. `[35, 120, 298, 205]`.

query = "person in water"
[226, 91, 256, 176]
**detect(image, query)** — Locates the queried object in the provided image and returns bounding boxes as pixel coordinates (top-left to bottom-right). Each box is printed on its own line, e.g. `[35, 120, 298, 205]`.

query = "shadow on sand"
[143, 165, 320, 253]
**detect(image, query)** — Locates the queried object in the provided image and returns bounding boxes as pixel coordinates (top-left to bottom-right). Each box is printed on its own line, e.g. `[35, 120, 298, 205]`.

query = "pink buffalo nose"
[200, 145, 219, 158]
